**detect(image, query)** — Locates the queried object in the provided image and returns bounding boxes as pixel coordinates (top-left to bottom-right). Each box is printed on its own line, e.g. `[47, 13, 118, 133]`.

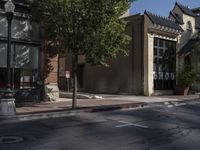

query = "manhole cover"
[0, 136, 24, 144]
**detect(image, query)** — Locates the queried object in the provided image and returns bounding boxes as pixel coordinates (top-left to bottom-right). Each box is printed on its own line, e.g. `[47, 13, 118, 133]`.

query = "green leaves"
[30, 0, 134, 66]
[177, 65, 199, 87]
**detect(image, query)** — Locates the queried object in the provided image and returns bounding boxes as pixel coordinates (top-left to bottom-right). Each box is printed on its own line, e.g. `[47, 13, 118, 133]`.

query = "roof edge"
[175, 2, 196, 17]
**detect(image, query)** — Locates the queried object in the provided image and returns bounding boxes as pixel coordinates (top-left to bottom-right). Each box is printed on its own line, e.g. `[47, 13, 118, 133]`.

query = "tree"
[30, 0, 134, 109]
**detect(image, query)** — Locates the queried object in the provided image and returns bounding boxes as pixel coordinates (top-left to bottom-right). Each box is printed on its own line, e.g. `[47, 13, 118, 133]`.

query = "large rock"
[44, 84, 59, 101]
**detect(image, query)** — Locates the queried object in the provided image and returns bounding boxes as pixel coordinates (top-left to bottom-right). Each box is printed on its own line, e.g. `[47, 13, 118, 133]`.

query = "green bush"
[177, 65, 198, 87]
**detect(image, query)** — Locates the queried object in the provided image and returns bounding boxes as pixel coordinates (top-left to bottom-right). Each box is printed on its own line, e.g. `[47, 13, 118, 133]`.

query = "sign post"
[66, 71, 70, 92]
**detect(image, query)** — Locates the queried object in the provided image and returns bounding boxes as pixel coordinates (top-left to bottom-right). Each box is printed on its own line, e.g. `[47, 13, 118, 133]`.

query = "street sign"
[66, 71, 70, 79]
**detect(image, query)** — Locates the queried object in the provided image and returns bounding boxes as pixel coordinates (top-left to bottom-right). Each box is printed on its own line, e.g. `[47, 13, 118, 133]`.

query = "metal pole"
[7, 13, 13, 89]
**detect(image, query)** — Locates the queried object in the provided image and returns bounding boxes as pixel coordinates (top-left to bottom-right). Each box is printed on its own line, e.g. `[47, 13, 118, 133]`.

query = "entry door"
[153, 38, 176, 90]
[77, 64, 84, 89]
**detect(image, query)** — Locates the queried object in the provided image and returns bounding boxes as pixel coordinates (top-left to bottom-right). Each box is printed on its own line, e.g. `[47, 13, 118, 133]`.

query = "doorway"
[77, 64, 84, 90]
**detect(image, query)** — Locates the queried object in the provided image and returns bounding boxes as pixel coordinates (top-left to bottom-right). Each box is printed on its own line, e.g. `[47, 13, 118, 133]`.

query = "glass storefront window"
[0, 15, 7, 37]
[0, 12, 40, 89]
[0, 43, 7, 68]
[154, 48, 157, 55]
[159, 39, 164, 47]
[12, 18, 40, 41]
[0, 14, 40, 41]
[154, 38, 158, 46]
[15, 45, 39, 69]
[14, 45, 39, 89]
[159, 49, 164, 56]
[19, 68, 38, 88]
[0, 43, 39, 89]
[153, 37, 176, 90]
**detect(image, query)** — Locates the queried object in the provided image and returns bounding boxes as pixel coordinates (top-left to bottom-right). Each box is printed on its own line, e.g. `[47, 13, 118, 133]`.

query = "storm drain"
[0, 136, 24, 144]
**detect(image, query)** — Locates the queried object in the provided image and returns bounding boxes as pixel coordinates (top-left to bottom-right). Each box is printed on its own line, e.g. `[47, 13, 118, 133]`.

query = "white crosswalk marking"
[116, 121, 149, 129]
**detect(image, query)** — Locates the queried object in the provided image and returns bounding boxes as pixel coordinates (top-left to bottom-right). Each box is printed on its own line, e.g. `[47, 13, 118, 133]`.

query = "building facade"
[0, 0, 43, 101]
[60, 2, 200, 96]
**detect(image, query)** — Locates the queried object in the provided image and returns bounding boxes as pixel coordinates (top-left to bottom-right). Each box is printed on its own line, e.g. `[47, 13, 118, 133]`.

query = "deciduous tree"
[30, 0, 134, 108]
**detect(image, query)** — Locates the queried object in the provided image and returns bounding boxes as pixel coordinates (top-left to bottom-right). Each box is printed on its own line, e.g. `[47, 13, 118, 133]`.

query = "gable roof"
[192, 7, 200, 13]
[178, 38, 198, 55]
[169, 11, 184, 25]
[145, 11, 183, 31]
[175, 2, 196, 17]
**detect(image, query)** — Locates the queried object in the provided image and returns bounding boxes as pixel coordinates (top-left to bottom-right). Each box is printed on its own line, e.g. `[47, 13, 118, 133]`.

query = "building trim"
[0, 36, 40, 46]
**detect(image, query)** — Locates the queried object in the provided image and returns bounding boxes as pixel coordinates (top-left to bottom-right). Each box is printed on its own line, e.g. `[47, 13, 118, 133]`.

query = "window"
[14, 45, 39, 88]
[153, 39, 167, 59]
[153, 38, 176, 90]
[186, 21, 192, 31]
[0, 14, 40, 41]
[0, 15, 7, 37]
[15, 45, 39, 69]
[0, 43, 39, 89]
[0, 43, 7, 67]
[0, 13, 40, 89]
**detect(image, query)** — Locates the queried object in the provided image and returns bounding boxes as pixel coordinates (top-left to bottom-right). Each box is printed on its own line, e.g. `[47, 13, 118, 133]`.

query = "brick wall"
[45, 55, 58, 84]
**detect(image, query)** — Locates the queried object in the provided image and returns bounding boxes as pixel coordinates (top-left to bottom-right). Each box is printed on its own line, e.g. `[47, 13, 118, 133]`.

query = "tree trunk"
[72, 53, 78, 109]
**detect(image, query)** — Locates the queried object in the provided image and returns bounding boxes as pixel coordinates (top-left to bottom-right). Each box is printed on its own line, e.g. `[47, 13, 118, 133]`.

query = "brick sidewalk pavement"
[16, 94, 200, 115]
[16, 99, 144, 114]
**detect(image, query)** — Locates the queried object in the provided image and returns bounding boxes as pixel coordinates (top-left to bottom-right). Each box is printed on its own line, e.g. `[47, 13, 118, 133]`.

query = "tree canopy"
[30, 0, 134, 108]
[30, 0, 134, 66]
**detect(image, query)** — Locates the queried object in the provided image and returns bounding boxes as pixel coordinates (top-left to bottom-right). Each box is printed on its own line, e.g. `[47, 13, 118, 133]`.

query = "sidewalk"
[16, 98, 144, 114]
[0, 98, 145, 125]
[0, 94, 199, 125]
[16, 93, 199, 114]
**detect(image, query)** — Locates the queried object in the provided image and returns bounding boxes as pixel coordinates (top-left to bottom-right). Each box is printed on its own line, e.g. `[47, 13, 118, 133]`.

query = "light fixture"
[4, 0, 15, 14]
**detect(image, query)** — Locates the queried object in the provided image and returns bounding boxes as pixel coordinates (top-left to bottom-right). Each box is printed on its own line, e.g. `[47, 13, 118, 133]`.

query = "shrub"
[177, 65, 198, 87]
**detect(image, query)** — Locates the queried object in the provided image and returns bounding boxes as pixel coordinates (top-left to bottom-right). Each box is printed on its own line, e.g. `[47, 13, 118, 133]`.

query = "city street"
[1, 100, 200, 150]
[0, 1, 200, 150]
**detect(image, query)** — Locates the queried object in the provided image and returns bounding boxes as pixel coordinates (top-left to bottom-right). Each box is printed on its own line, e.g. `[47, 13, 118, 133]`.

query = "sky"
[130, 0, 200, 17]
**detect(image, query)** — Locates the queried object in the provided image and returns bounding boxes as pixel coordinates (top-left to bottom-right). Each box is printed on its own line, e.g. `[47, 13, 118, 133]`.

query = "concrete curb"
[0, 110, 81, 125]
[0, 102, 146, 125]
[59, 92, 94, 99]
[84, 103, 146, 112]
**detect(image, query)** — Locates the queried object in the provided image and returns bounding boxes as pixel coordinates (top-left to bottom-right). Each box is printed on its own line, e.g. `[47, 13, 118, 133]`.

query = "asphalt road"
[1, 100, 200, 150]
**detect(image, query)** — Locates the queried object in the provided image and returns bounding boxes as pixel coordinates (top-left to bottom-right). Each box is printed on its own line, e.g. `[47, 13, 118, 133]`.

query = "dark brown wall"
[83, 14, 144, 94]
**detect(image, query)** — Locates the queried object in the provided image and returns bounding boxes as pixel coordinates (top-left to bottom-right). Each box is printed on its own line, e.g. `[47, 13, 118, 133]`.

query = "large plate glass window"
[153, 38, 176, 90]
